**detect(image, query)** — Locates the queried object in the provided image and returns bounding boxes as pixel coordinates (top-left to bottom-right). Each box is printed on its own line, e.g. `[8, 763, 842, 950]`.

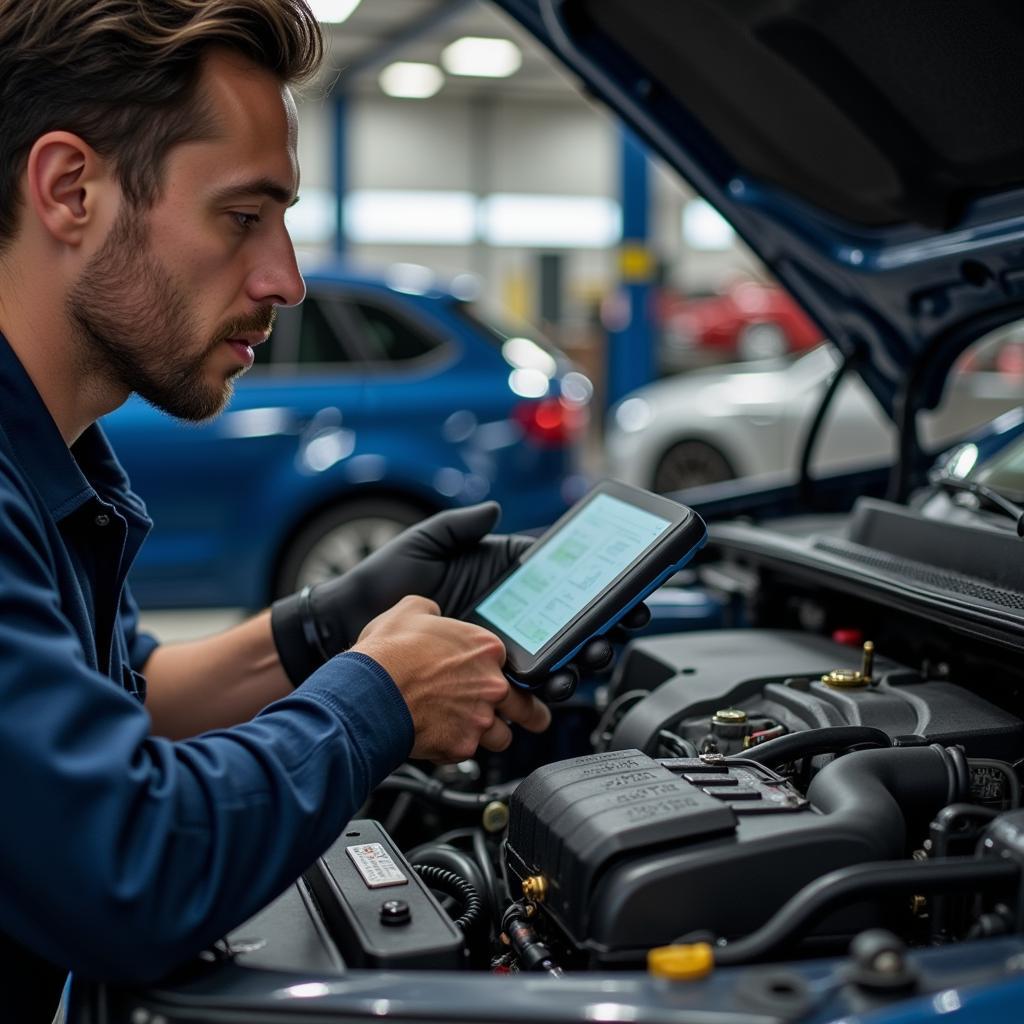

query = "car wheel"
[652, 440, 735, 493]
[737, 321, 788, 360]
[275, 498, 428, 598]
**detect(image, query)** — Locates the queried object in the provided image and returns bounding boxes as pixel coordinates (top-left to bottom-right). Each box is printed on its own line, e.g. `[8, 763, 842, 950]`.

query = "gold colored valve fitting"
[648, 942, 715, 980]
[823, 641, 875, 688]
[712, 708, 747, 725]
[521, 875, 548, 903]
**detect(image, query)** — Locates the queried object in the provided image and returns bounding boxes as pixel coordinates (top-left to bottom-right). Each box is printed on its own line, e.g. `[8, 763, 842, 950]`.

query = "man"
[0, 2, 579, 1018]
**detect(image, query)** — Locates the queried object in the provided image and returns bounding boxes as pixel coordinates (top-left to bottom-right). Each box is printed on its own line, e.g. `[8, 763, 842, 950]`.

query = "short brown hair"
[0, 0, 323, 249]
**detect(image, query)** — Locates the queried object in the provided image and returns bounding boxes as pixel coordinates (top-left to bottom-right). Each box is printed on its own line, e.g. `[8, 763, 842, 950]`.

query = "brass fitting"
[822, 641, 875, 688]
[521, 875, 548, 903]
[711, 708, 747, 726]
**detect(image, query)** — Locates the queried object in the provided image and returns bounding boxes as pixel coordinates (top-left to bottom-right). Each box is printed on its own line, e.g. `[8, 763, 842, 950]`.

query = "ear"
[24, 131, 114, 247]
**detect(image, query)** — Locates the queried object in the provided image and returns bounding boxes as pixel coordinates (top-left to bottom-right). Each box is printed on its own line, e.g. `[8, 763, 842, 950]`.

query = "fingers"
[541, 668, 578, 703]
[479, 716, 514, 752]
[393, 593, 441, 616]
[496, 685, 551, 733]
[425, 501, 502, 548]
[577, 636, 614, 672]
[621, 602, 652, 630]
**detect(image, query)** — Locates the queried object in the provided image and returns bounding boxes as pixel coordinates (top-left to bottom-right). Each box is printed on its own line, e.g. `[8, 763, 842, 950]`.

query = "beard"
[66, 207, 274, 422]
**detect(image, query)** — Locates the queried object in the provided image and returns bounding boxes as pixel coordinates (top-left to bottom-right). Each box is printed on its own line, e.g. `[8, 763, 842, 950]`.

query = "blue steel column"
[332, 94, 347, 257]
[607, 126, 655, 410]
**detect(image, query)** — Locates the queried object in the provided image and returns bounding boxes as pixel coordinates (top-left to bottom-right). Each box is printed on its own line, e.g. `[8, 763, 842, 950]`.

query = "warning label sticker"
[346, 842, 409, 889]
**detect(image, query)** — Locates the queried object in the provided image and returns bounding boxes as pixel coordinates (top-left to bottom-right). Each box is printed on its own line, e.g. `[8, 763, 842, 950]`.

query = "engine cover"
[506, 746, 961, 966]
[607, 630, 1024, 759]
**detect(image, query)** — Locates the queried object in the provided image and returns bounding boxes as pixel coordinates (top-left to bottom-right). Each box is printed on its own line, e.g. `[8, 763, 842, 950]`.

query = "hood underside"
[496, 0, 1024, 423]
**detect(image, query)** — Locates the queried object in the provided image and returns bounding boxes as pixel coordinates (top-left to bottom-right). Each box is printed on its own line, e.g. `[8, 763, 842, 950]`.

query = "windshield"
[453, 301, 564, 359]
[972, 434, 1024, 501]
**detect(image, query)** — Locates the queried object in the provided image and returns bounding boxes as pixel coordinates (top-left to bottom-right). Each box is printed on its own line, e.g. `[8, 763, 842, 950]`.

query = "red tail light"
[514, 398, 588, 447]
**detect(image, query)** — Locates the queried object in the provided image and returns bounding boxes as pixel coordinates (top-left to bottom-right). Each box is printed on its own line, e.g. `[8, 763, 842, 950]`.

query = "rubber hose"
[805, 744, 966, 860]
[714, 857, 1018, 966]
[741, 725, 891, 767]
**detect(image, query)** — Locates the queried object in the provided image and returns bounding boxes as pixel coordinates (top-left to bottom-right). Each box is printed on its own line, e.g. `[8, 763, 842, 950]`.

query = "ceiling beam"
[329, 0, 475, 94]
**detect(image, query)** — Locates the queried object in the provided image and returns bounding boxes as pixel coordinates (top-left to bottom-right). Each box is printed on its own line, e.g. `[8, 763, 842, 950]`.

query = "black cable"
[658, 729, 699, 758]
[376, 774, 495, 808]
[930, 477, 1024, 537]
[798, 350, 856, 506]
[887, 373, 923, 504]
[472, 827, 501, 914]
[740, 726, 891, 767]
[590, 689, 648, 751]
[412, 864, 483, 937]
[713, 857, 1019, 966]
[501, 904, 564, 977]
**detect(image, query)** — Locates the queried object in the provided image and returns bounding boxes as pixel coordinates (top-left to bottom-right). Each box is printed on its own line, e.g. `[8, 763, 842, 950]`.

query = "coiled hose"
[413, 864, 483, 937]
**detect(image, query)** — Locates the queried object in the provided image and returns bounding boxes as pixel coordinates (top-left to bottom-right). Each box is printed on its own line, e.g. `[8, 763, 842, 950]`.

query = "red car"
[658, 280, 822, 370]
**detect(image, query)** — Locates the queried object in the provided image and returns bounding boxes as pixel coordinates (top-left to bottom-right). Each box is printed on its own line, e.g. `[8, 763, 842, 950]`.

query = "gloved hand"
[271, 501, 650, 701]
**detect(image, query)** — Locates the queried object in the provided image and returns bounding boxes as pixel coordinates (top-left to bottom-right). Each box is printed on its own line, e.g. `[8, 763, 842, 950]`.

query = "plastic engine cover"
[506, 750, 907, 965]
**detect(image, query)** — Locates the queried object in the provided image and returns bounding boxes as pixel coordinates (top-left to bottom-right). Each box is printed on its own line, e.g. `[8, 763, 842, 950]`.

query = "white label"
[345, 842, 409, 889]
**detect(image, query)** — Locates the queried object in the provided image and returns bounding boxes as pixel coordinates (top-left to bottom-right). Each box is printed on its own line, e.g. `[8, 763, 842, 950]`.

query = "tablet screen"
[475, 493, 671, 654]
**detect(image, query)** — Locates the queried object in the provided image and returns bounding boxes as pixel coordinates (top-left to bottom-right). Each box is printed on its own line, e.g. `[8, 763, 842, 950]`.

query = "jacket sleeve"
[118, 582, 160, 672]
[0, 476, 414, 983]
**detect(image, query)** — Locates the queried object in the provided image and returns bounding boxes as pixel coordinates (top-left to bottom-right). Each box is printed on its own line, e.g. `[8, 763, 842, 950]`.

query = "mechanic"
[0, 2, 597, 1019]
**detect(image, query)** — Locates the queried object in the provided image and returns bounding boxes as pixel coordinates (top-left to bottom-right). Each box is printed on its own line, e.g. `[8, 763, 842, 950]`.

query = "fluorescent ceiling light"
[441, 36, 522, 78]
[284, 186, 335, 244]
[482, 194, 621, 248]
[682, 198, 736, 251]
[308, 0, 361, 24]
[379, 61, 444, 99]
[344, 190, 476, 245]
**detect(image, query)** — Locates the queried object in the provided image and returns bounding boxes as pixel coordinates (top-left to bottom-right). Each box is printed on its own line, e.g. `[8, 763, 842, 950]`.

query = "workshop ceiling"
[319, 0, 579, 99]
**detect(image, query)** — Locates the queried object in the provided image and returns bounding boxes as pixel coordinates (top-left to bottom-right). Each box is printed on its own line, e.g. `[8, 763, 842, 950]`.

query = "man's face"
[67, 51, 305, 421]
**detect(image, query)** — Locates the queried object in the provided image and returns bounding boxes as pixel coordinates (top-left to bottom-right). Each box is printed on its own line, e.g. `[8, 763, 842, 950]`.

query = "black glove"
[271, 502, 649, 700]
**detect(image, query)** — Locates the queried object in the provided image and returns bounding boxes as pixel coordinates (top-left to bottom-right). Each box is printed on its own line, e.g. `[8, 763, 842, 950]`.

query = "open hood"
[495, 0, 1024, 423]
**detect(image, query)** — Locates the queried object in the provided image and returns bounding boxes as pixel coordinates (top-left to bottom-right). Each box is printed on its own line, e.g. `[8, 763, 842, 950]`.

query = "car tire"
[737, 321, 788, 361]
[652, 440, 735, 493]
[274, 497, 428, 598]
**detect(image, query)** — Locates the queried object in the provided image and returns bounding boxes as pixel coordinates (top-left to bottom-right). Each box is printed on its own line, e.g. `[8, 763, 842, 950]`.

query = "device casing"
[469, 481, 707, 687]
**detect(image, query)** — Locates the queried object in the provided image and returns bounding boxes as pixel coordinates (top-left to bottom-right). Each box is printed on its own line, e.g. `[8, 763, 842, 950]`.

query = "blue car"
[103, 264, 591, 609]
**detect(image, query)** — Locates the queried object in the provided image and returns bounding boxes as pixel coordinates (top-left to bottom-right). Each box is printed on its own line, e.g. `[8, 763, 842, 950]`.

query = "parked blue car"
[103, 264, 591, 609]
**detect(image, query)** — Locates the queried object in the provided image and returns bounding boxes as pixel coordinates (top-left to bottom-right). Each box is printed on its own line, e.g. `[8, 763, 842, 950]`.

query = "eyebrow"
[209, 178, 300, 208]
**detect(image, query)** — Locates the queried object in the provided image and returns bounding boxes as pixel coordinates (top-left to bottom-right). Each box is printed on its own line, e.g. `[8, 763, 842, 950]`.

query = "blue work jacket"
[0, 332, 414, 1019]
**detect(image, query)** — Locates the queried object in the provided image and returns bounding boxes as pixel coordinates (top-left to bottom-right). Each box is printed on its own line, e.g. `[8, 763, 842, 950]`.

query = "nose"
[246, 224, 306, 307]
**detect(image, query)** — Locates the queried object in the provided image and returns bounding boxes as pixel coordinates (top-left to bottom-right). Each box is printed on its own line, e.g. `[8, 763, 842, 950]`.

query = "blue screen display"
[475, 493, 671, 654]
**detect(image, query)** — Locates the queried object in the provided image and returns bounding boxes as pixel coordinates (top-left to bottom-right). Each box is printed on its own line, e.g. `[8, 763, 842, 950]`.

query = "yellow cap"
[647, 942, 714, 980]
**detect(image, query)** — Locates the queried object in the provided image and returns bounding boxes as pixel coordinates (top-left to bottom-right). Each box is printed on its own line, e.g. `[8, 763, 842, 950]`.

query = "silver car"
[607, 337, 1024, 492]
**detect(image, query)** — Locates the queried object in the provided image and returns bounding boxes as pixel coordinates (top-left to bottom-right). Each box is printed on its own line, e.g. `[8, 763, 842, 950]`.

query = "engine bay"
[80, 492, 1024, 1020]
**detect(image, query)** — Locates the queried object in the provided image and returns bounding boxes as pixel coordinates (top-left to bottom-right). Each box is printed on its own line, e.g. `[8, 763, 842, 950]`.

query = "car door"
[115, 291, 368, 608]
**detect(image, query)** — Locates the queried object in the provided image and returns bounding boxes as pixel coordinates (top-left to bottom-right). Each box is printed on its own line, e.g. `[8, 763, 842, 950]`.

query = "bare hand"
[351, 595, 551, 762]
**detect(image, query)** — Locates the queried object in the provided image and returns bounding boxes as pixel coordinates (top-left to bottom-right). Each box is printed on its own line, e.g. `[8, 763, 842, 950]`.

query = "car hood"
[494, 0, 1024, 421]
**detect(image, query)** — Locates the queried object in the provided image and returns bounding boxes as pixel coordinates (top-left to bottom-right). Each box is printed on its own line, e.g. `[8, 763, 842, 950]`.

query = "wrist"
[270, 586, 329, 687]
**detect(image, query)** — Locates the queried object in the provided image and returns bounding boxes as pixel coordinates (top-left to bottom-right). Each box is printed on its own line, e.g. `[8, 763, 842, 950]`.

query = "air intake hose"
[806, 744, 968, 858]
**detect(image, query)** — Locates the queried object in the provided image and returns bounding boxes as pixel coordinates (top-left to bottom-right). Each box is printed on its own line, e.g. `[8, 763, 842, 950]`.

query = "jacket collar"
[0, 331, 149, 524]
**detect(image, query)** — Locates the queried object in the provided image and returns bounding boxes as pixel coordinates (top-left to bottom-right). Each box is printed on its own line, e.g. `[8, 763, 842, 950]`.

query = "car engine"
[310, 491, 1024, 983]
[78, 491, 1024, 1020]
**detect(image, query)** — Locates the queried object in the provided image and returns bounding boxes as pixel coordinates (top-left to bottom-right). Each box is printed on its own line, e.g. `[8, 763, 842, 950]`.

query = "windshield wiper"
[931, 476, 1024, 537]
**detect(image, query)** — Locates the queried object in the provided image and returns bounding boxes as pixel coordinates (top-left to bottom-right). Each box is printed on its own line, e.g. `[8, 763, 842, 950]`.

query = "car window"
[297, 297, 353, 365]
[348, 301, 442, 362]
